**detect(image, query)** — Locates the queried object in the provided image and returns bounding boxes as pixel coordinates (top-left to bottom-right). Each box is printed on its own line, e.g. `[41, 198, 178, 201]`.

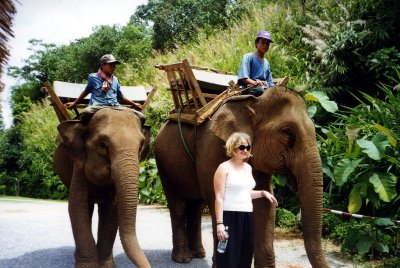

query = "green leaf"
[322, 165, 334, 180]
[386, 155, 400, 165]
[373, 241, 389, 253]
[371, 124, 397, 147]
[304, 91, 338, 113]
[369, 172, 397, 202]
[373, 218, 394, 226]
[356, 235, 373, 255]
[346, 126, 360, 153]
[307, 105, 317, 118]
[141, 188, 151, 196]
[366, 187, 381, 208]
[356, 134, 390, 160]
[348, 183, 366, 213]
[334, 158, 363, 186]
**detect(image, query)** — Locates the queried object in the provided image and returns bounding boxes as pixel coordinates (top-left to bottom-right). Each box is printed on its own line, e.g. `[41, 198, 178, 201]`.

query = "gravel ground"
[0, 197, 355, 267]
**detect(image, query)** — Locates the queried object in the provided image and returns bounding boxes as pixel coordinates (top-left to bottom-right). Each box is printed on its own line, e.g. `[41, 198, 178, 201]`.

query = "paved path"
[0, 198, 354, 267]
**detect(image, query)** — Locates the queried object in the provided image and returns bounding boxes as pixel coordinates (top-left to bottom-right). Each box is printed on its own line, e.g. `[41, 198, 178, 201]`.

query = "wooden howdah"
[44, 81, 156, 122]
[156, 59, 288, 125]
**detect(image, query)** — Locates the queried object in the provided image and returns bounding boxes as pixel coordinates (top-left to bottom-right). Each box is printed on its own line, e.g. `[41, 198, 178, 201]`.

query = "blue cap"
[256, 31, 273, 42]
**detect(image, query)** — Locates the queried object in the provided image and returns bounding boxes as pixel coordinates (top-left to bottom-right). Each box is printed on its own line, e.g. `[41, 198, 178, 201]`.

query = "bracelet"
[261, 190, 265, 198]
[217, 223, 224, 225]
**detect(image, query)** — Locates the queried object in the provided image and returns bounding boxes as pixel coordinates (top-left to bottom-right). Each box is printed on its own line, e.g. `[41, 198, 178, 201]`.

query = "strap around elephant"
[178, 108, 195, 163]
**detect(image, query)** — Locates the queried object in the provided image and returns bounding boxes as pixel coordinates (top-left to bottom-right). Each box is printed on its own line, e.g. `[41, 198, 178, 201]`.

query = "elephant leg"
[69, 166, 98, 267]
[97, 198, 118, 268]
[169, 198, 192, 263]
[253, 180, 276, 268]
[186, 200, 205, 259]
[159, 171, 191, 263]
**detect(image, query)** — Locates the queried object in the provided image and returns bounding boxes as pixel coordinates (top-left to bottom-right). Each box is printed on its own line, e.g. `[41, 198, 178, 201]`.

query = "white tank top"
[223, 164, 256, 212]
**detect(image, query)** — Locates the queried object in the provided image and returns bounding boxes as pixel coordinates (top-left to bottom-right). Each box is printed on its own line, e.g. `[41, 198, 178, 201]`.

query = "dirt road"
[0, 197, 354, 267]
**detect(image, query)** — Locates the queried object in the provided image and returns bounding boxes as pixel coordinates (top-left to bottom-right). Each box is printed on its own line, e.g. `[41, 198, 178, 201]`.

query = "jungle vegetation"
[1, 0, 399, 265]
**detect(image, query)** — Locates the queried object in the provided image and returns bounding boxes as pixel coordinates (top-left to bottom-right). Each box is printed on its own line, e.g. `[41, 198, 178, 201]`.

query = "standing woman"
[214, 132, 278, 268]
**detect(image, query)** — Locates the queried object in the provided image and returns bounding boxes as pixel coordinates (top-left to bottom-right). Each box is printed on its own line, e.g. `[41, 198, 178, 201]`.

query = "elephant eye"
[99, 141, 108, 149]
[281, 127, 295, 147]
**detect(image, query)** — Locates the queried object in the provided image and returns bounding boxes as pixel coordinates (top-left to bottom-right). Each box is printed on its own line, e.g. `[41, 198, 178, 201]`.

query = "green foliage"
[322, 212, 343, 237]
[139, 158, 166, 205]
[367, 47, 400, 81]
[18, 100, 67, 199]
[275, 208, 298, 231]
[284, 0, 400, 107]
[0, 126, 25, 196]
[319, 75, 400, 214]
[133, 0, 249, 50]
[304, 91, 338, 113]
[11, 84, 40, 122]
[333, 218, 394, 260]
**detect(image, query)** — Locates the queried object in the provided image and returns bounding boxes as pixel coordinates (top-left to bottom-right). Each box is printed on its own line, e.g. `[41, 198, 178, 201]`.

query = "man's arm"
[120, 97, 142, 111]
[65, 91, 89, 109]
[239, 78, 265, 87]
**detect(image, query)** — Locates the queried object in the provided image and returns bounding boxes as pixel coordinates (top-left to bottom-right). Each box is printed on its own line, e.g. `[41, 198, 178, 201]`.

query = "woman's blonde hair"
[225, 132, 252, 158]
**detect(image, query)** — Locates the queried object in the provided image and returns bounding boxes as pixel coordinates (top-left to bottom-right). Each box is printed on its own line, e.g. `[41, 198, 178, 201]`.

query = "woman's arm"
[251, 189, 278, 207]
[214, 163, 228, 240]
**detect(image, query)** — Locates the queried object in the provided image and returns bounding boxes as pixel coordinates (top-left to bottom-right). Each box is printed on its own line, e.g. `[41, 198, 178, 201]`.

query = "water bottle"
[217, 226, 229, 253]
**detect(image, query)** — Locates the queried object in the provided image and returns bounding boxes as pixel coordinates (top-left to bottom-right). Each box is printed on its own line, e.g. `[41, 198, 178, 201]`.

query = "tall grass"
[147, 3, 293, 90]
[19, 100, 66, 199]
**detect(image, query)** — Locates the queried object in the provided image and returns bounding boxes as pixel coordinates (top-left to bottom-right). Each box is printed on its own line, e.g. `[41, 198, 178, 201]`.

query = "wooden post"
[44, 81, 72, 121]
[141, 87, 157, 111]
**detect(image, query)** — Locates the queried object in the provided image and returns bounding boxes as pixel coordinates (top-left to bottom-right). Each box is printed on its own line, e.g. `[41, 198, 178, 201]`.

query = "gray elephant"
[154, 86, 329, 267]
[53, 108, 151, 268]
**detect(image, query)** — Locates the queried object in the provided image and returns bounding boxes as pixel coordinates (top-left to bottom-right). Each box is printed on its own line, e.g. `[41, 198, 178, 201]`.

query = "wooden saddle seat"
[156, 59, 289, 125]
[44, 81, 156, 122]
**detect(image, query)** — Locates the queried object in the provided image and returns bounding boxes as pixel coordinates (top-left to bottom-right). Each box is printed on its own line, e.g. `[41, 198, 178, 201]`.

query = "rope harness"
[178, 108, 196, 163]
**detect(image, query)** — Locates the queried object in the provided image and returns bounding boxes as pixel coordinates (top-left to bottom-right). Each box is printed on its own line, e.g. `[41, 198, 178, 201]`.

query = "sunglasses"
[238, 145, 251, 151]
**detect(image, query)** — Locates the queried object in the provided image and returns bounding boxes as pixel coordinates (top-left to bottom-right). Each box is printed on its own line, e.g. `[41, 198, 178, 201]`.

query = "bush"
[139, 158, 166, 205]
[275, 208, 298, 231]
[322, 212, 343, 238]
[19, 100, 66, 199]
[330, 218, 395, 261]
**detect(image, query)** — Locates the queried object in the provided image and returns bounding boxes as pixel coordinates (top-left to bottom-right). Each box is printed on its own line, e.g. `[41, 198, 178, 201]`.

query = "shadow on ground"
[0, 247, 210, 268]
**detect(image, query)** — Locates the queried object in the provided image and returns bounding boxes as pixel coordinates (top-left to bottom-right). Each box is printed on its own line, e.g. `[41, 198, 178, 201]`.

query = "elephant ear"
[139, 124, 151, 162]
[57, 120, 87, 167]
[209, 95, 257, 142]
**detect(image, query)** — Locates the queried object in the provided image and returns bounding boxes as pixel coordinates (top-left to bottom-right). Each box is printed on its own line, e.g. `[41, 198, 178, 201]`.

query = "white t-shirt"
[223, 163, 256, 212]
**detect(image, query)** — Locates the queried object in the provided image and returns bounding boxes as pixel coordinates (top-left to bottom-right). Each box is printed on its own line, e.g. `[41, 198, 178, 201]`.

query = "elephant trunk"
[293, 145, 329, 268]
[111, 149, 150, 268]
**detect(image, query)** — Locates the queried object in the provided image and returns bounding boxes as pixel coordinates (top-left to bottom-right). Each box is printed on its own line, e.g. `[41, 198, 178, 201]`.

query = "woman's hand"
[262, 190, 279, 207]
[216, 224, 227, 241]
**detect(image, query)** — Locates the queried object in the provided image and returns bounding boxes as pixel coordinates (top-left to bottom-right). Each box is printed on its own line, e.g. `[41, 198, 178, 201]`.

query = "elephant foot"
[99, 258, 116, 268]
[190, 246, 206, 259]
[75, 260, 98, 268]
[171, 248, 192, 263]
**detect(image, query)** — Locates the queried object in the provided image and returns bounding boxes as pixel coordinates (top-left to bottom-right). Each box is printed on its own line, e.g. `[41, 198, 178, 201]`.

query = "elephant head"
[54, 107, 151, 268]
[209, 86, 329, 267]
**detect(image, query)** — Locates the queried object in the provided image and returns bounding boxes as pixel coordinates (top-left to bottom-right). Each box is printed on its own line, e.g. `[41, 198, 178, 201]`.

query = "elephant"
[154, 86, 329, 267]
[53, 107, 151, 268]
